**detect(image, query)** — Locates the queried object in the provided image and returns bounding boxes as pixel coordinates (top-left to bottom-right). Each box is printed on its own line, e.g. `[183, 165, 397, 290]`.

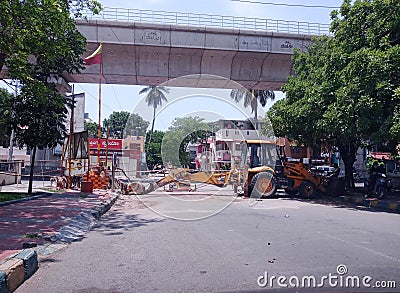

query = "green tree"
[124, 113, 150, 137]
[12, 81, 72, 193]
[161, 117, 211, 167]
[230, 89, 275, 122]
[0, 0, 101, 194]
[0, 88, 14, 147]
[100, 112, 149, 139]
[139, 86, 170, 152]
[145, 130, 165, 169]
[103, 111, 130, 138]
[84, 121, 100, 138]
[391, 88, 400, 140]
[0, 0, 101, 82]
[268, 0, 400, 187]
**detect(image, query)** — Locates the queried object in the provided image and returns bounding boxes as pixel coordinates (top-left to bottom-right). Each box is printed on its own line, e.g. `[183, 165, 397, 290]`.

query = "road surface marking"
[318, 231, 400, 263]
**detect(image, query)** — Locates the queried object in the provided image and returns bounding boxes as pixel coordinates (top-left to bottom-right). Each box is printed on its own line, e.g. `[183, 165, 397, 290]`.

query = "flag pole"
[83, 43, 103, 167]
[97, 61, 102, 165]
[68, 88, 75, 189]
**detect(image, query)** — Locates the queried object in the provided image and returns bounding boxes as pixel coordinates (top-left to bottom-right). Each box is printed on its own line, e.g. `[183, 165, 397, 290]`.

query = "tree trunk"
[146, 106, 156, 154]
[339, 143, 356, 189]
[28, 146, 37, 195]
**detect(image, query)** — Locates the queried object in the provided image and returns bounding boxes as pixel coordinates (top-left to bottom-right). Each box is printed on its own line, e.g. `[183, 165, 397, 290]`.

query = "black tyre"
[299, 181, 317, 198]
[285, 189, 297, 197]
[249, 172, 277, 198]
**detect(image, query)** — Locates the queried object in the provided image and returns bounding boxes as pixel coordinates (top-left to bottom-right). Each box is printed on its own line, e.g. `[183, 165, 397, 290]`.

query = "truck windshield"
[249, 143, 277, 168]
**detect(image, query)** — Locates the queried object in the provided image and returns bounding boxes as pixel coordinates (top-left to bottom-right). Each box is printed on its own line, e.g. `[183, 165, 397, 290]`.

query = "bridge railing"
[80, 7, 331, 36]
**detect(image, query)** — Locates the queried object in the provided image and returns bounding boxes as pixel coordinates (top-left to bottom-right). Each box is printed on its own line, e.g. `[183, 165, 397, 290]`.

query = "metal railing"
[79, 7, 331, 36]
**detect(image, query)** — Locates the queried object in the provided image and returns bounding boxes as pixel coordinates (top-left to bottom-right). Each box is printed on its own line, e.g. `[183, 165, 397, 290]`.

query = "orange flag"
[84, 44, 102, 65]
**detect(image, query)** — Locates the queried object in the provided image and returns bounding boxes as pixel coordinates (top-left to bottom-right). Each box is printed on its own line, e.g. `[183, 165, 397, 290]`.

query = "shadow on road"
[279, 196, 399, 214]
[93, 211, 164, 235]
[40, 257, 62, 263]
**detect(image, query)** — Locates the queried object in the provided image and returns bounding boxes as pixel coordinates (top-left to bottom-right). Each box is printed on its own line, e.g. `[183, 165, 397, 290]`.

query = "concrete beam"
[67, 20, 315, 89]
[169, 47, 202, 78]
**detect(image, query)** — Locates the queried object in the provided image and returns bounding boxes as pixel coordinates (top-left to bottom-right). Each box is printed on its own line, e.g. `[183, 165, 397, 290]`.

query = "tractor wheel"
[249, 172, 277, 199]
[285, 189, 297, 197]
[299, 181, 317, 198]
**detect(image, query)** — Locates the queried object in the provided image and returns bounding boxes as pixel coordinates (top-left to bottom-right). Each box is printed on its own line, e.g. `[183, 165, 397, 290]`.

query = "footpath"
[337, 191, 400, 213]
[333, 182, 400, 213]
[300, 184, 400, 213]
[0, 181, 119, 292]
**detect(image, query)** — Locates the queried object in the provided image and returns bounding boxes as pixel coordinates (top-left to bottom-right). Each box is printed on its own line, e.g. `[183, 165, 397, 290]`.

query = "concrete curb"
[90, 195, 118, 219]
[51, 194, 119, 243]
[0, 249, 37, 293]
[0, 271, 6, 293]
[0, 192, 53, 207]
[337, 195, 400, 213]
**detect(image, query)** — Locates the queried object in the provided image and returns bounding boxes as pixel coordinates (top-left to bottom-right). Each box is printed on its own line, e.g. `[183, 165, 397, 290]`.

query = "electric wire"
[230, 0, 340, 9]
[111, 84, 125, 111]
[75, 83, 114, 114]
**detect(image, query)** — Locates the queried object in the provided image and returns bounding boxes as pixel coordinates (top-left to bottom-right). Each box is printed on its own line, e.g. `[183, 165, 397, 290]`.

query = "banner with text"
[89, 138, 123, 157]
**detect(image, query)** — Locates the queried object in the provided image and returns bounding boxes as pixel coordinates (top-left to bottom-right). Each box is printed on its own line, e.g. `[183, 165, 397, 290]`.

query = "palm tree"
[230, 88, 275, 128]
[139, 86, 170, 153]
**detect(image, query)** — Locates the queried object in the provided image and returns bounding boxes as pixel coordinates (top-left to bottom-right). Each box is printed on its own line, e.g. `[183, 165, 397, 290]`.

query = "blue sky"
[78, 0, 343, 130]
[97, 0, 342, 23]
[1, 0, 344, 131]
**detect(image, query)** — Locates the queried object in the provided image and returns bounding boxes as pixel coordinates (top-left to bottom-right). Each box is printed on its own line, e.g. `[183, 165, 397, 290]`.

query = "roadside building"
[193, 119, 275, 170]
[88, 135, 145, 178]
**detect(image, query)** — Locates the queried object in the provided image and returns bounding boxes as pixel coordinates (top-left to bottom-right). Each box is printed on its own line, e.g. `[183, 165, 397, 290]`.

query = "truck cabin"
[239, 140, 277, 169]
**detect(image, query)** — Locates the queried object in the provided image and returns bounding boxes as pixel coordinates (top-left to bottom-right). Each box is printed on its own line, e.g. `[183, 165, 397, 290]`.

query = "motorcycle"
[365, 173, 392, 199]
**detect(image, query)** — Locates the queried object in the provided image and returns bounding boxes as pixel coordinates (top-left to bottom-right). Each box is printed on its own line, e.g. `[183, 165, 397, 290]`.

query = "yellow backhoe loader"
[235, 140, 342, 198]
[120, 140, 341, 198]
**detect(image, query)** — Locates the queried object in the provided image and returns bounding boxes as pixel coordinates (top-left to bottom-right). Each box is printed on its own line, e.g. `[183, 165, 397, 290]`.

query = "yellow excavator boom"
[155, 169, 231, 188]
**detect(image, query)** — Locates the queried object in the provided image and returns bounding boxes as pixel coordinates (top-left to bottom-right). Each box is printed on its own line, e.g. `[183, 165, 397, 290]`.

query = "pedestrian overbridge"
[64, 7, 330, 90]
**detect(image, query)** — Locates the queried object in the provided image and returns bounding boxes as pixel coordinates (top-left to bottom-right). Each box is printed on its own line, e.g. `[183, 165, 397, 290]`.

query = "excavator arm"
[123, 169, 232, 195]
[155, 169, 231, 188]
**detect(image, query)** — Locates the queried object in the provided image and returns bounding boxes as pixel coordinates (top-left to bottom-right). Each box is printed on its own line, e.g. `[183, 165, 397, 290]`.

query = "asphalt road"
[17, 187, 400, 293]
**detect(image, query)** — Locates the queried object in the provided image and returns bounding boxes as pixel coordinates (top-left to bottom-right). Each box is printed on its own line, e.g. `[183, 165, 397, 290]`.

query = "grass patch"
[0, 192, 28, 202]
[43, 187, 63, 193]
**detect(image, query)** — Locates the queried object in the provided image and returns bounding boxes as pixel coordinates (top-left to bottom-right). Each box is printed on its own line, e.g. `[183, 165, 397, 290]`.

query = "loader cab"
[238, 140, 278, 198]
[239, 140, 277, 170]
